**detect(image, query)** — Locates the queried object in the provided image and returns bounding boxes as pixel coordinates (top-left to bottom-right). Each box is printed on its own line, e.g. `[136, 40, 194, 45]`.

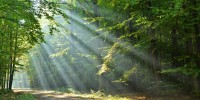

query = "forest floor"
[13, 89, 198, 100]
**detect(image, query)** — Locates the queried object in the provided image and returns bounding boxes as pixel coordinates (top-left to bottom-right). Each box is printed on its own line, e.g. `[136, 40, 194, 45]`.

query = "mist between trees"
[1, 0, 200, 97]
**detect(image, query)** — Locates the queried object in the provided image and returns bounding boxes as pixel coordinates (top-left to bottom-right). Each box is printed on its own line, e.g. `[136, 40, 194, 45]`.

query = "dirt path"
[14, 89, 100, 100]
[13, 89, 197, 100]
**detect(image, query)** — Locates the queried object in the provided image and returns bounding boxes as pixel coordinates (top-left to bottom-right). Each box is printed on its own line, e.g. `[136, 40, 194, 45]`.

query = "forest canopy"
[0, 0, 200, 97]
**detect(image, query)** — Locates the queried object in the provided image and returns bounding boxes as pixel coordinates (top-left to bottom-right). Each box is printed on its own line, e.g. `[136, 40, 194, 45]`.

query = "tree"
[23, 0, 200, 95]
[0, 0, 65, 90]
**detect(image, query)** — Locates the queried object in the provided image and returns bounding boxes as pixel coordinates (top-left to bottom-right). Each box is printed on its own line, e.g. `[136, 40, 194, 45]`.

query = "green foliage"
[0, 92, 36, 100]
[90, 90, 106, 97]
[15, 93, 36, 100]
[25, 0, 200, 96]
[117, 67, 137, 83]
[0, 89, 13, 95]
[55, 87, 80, 93]
[162, 63, 200, 76]
[90, 90, 132, 100]
[0, 0, 68, 90]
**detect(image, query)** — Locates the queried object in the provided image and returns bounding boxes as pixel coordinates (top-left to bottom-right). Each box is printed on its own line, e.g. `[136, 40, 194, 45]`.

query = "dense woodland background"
[0, 0, 200, 96]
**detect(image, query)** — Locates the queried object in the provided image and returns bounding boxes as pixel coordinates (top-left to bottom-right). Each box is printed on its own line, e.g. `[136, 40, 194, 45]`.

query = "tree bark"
[149, 30, 160, 82]
[171, 26, 179, 68]
[91, 0, 104, 89]
[191, 0, 200, 93]
[145, 0, 160, 82]
[92, 0, 99, 27]
[8, 29, 18, 90]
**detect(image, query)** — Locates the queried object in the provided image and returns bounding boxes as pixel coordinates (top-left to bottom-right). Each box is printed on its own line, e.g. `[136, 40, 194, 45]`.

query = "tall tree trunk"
[185, 37, 193, 62]
[8, 30, 18, 90]
[8, 32, 13, 90]
[171, 26, 179, 68]
[145, 0, 160, 82]
[149, 30, 160, 82]
[191, 0, 200, 93]
[128, 15, 136, 44]
[192, 0, 200, 67]
[91, 0, 103, 89]
[0, 33, 2, 89]
[92, 0, 99, 27]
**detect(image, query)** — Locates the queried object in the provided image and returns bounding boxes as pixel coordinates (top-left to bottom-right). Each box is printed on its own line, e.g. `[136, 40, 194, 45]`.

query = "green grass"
[0, 91, 36, 100]
[68, 89, 134, 100]
[54, 88, 133, 100]
[15, 93, 35, 100]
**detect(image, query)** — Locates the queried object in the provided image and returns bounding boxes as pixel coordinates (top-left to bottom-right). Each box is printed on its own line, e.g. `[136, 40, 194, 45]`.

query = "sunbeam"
[12, 71, 30, 89]
[24, 2, 142, 93]
[1, 0, 199, 100]
[12, 1, 150, 94]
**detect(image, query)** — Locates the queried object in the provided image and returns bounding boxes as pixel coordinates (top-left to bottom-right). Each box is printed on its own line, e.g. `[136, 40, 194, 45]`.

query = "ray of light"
[23, 1, 160, 93]
[12, 71, 30, 89]
[42, 42, 86, 90]
[30, 52, 51, 89]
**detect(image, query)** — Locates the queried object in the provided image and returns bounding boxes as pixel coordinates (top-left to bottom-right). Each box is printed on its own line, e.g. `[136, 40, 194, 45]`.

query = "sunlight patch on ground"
[13, 89, 138, 100]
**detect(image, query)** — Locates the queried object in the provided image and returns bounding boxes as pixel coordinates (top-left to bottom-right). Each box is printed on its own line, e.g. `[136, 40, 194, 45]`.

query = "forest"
[0, 0, 200, 99]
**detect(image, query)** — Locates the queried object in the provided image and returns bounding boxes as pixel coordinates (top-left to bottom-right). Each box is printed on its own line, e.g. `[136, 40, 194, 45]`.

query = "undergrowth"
[0, 90, 36, 100]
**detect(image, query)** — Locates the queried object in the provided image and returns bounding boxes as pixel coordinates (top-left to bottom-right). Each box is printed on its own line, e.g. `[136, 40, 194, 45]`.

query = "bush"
[0, 89, 13, 95]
